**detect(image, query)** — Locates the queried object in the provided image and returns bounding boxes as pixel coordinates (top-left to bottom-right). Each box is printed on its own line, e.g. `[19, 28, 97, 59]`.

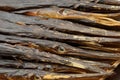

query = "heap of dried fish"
[0, 0, 120, 80]
[1, 18, 120, 49]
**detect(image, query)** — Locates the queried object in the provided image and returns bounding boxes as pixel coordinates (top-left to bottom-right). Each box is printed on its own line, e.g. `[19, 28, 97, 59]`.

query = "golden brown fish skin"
[67, 57, 112, 69]
[18, 7, 120, 26]
[14, 7, 120, 18]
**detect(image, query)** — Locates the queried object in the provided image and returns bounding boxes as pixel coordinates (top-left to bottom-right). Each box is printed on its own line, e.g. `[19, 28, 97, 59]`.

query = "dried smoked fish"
[0, 59, 87, 73]
[24, 21, 120, 38]
[16, 7, 120, 26]
[0, 19, 120, 47]
[0, 68, 112, 80]
[0, 59, 112, 71]
[14, 7, 120, 19]
[0, 44, 83, 70]
[1, 11, 120, 38]
[0, 34, 119, 60]
[0, 43, 107, 73]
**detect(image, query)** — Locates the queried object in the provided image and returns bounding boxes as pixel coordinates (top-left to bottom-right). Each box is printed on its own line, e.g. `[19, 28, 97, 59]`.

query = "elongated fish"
[0, 34, 119, 60]
[1, 11, 120, 38]
[16, 7, 120, 26]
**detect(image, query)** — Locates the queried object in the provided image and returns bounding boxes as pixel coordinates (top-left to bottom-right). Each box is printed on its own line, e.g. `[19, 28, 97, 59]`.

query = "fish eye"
[58, 8, 65, 15]
[57, 46, 66, 54]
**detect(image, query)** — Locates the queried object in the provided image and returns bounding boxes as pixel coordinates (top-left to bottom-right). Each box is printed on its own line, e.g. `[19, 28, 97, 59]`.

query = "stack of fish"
[0, 0, 120, 80]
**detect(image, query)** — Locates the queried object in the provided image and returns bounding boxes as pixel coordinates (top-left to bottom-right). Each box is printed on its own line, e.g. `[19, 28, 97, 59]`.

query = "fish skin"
[0, 34, 120, 60]
[0, 68, 113, 80]
[14, 7, 120, 26]
[1, 11, 120, 38]
[0, 43, 107, 73]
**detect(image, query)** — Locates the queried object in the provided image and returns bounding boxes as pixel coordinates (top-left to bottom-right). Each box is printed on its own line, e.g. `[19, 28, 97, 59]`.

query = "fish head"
[50, 43, 80, 55]
[36, 8, 63, 19]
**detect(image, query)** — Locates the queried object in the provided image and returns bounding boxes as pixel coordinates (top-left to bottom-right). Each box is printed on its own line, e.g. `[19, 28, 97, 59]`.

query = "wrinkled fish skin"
[16, 7, 120, 26]
[0, 68, 113, 80]
[1, 11, 120, 38]
[0, 19, 120, 47]
[0, 43, 108, 73]
[0, 0, 119, 80]
[0, 34, 120, 60]
[0, 59, 88, 73]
